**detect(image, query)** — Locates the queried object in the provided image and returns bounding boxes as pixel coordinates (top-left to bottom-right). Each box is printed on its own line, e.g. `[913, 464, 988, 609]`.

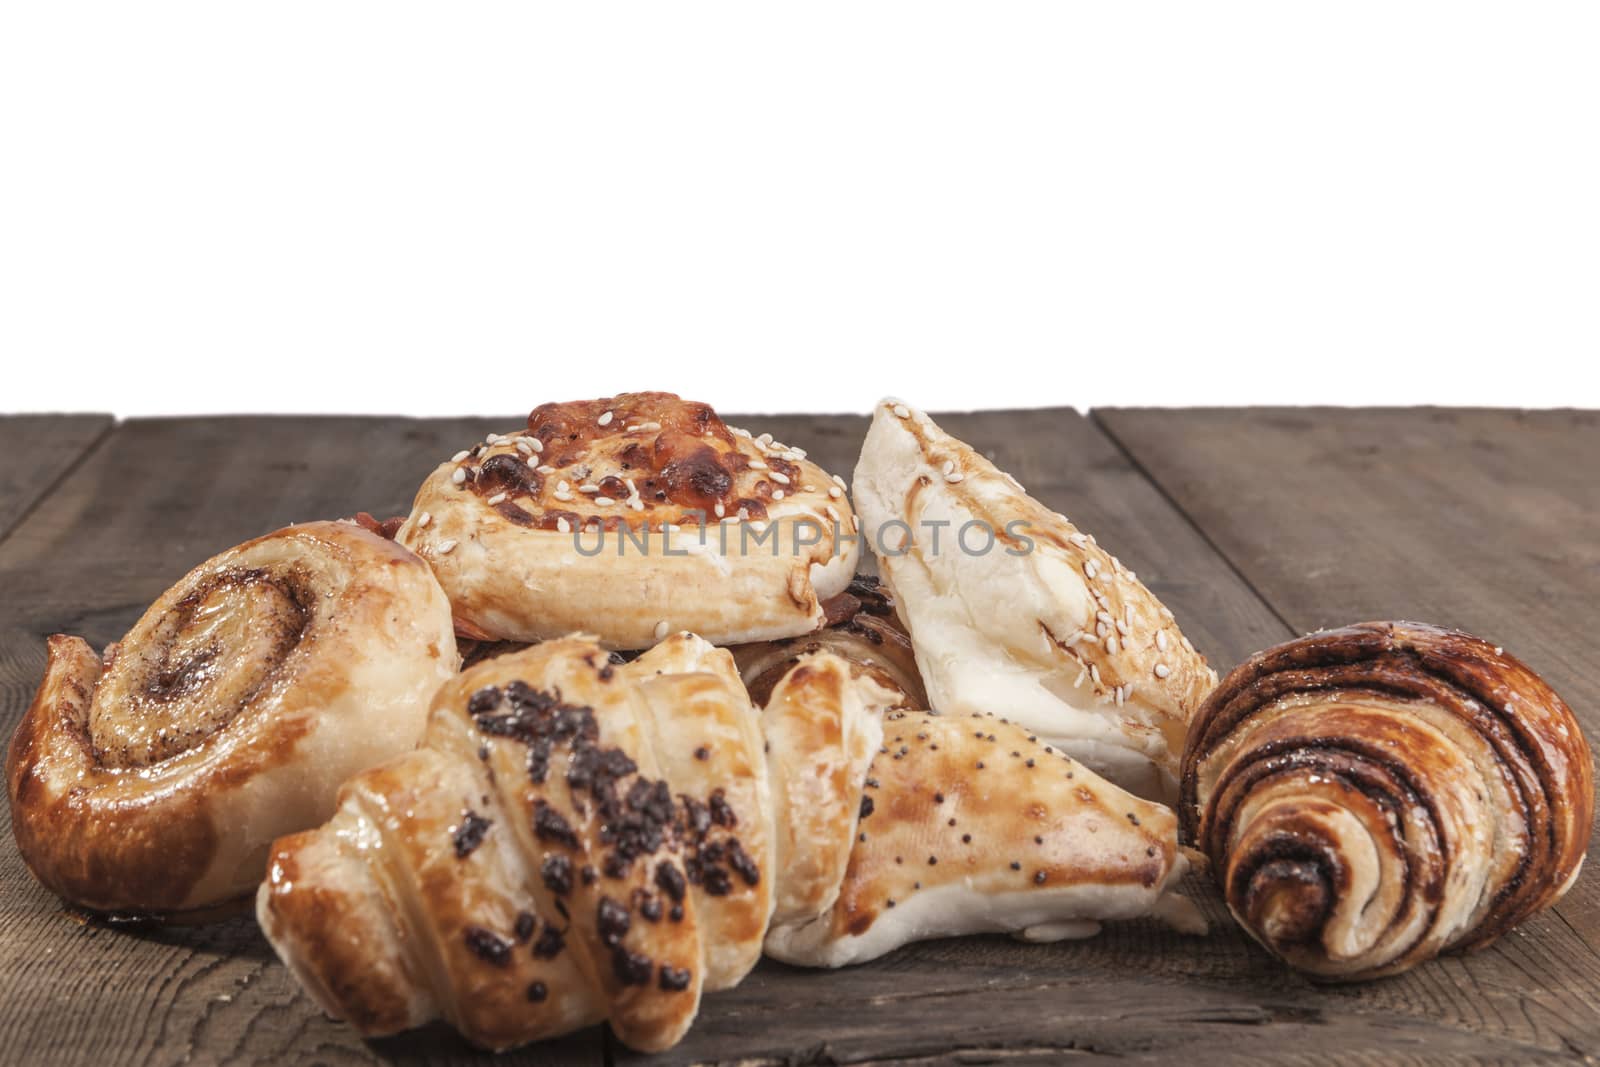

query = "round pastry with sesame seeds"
[395, 392, 860, 649]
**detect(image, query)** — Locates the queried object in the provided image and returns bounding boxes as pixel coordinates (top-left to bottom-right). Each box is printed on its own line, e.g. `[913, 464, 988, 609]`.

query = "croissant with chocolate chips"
[1181, 621, 1593, 980]
[259, 633, 1197, 1053]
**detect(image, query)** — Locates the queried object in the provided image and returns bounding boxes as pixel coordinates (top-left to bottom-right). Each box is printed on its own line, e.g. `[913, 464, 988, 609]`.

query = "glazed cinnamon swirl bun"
[395, 392, 859, 649]
[1181, 621, 1594, 980]
[6, 521, 458, 917]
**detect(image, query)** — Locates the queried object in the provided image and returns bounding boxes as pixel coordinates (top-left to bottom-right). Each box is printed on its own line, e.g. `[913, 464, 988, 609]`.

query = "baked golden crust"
[396, 392, 859, 648]
[256, 634, 773, 1054]
[852, 400, 1216, 802]
[5, 522, 457, 916]
[1180, 621, 1594, 980]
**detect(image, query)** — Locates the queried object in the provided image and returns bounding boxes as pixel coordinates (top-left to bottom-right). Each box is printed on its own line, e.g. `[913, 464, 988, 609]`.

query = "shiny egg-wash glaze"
[6, 522, 458, 916]
[1180, 621, 1593, 980]
[259, 634, 1195, 1053]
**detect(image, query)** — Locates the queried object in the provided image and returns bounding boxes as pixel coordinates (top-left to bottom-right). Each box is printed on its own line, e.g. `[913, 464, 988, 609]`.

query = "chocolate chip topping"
[532, 925, 566, 959]
[597, 897, 631, 947]
[452, 810, 492, 859]
[658, 965, 692, 992]
[542, 853, 574, 896]
[463, 925, 513, 967]
[612, 946, 654, 986]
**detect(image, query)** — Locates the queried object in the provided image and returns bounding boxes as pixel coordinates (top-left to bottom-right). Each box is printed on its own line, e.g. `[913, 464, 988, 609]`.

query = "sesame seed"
[556, 480, 570, 493]
[528, 438, 544, 453]
[1115, 619, 1130, 636]
[756, 433, 774, 447]
[557, 518, 571, 534]
[1089, 664, 1101, 686]
[945, 472, 964, 483]
[1105, 635, 1120, 654]
[654, 620, 669, 640]
[828, 486, 842, 500]
[451, 450, 471, 463]
[437, 539, 458, 555]
[1070, 532, 1088, 545]
[748, 459, 767, 471]
[515, 438, 534, 455]
[1156, 631, 1169, 652]
[714, 502, 726, 518]
[893, 404, 911, 419]
[1084, 560, 1098, 579]
[629, 499, 644, 511]
[1154, 663, 1171, 678]
[824, 505, 839, 521]
[417, 511, 432, 528]
[597, 411, 614, 427]
[832, 474, 848, 490]
[594, 496, 615, 506]
[769, 471, 790, 485]
[487, 492, 507, 506]
[452, 468, 468, 486]
[537, 464, 555, 474]
[773, 489, 785, 500]
[1123, 682, 1136, 701]
[579, 484, 600, 493]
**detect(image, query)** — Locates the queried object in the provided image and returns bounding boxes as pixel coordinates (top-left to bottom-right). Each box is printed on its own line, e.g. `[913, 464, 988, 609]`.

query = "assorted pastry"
[5, 392, 1591, 1053]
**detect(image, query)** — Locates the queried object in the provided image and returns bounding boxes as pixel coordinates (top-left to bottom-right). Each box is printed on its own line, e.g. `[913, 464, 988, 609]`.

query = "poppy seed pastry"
[1181, 621, 1594, 980]
[396, 392, 859, 649]
[851, 399, 1217, 802]
[6, 521, 457, 917]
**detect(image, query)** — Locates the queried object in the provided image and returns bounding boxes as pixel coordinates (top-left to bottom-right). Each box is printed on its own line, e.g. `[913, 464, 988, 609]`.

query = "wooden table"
[2, 408, 1597, 1066]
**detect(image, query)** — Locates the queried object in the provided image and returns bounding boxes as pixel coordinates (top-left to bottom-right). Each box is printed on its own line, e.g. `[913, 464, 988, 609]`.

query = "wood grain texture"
[0, 409, 1595, 1065]
[0, 414, 113, 545]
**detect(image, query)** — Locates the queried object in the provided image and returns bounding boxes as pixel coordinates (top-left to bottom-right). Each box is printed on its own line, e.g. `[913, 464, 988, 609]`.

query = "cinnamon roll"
[395, 392, 859, 649]
[1181, 621, 1594, 980]
[852, 399, 1217, 802]
[6, 521, 458, 917]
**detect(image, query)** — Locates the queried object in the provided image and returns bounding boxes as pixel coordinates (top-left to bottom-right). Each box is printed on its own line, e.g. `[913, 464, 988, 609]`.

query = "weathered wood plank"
[0, 414, 113, 545]
[1, 410, 1597, 1065]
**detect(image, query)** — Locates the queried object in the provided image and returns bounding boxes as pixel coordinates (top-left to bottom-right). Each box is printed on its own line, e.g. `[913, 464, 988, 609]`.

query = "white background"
[2, 3, 1596, 416]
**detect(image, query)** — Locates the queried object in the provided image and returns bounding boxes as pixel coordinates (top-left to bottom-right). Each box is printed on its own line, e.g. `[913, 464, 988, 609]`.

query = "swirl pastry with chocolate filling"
[730, 574, 927, 710]
[396, 392, 859, 649]
[852, 399, 1217, 803]
[6, 522, 457, 917]
[1181, 621, 1593, 980]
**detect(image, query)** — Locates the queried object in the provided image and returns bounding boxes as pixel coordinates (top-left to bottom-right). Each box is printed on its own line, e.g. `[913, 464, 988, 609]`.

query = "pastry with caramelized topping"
[397, 392, 859, 649]
[852, 399, 1217, 802]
